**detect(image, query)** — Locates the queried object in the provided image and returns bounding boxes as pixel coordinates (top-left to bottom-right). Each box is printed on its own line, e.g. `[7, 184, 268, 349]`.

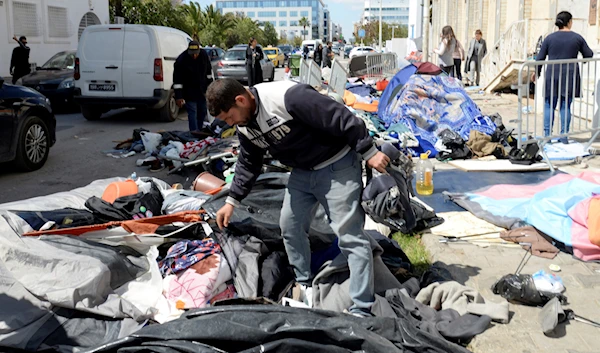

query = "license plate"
[89, 84, 115, 91]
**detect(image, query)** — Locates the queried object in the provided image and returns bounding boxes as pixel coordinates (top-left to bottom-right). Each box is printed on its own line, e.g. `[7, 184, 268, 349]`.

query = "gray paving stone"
[574, 274, 600, 288]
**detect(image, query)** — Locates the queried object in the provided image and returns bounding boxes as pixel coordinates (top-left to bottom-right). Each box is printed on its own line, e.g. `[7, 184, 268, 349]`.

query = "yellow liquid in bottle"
[416, 171, 434, 195]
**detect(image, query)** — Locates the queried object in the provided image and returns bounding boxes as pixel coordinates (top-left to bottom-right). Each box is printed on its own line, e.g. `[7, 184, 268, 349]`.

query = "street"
[0, 66, 295, 203]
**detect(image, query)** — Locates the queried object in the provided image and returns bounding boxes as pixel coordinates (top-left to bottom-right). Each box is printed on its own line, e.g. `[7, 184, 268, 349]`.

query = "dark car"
[344, 46, 352, 59]
[278, 44, 293, 61]
[204, 47, 225, 80]
[216, 47, 275, 82]
[0, 77, 56, 171]
[18, 50, 76, 109]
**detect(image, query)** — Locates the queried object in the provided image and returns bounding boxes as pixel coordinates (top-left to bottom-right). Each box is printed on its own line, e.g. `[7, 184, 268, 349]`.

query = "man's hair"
[475, 29, 482, 35]
[206, 78, 248, 116]
[19, 36, 27, 42]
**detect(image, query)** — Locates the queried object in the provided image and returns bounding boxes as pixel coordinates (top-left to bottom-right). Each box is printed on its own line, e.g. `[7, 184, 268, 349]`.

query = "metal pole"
[379, 0, 383, 51]
[423, 0, 430, 62]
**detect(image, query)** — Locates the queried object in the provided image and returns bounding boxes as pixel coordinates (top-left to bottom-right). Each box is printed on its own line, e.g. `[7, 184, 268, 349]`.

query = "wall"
[1, 0, 109, 78]
[408, 0, 422, 39]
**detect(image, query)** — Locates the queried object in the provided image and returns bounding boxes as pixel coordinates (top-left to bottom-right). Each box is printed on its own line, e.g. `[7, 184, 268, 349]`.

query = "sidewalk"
[420, 92, 600, 353]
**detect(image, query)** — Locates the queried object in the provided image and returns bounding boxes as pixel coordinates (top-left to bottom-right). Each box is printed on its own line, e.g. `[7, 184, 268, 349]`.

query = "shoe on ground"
[149, 160, 165, 173]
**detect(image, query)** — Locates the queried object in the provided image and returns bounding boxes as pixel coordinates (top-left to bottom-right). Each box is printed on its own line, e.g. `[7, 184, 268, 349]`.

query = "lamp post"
[378, 0, 382, 51]
[391, 25, 398, 39]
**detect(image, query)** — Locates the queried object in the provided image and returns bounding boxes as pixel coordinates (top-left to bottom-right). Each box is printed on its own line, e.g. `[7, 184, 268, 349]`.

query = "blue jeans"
[280, 151, 375, 314]
[184, 98, 207, 132]
[544, 96, 573, 137]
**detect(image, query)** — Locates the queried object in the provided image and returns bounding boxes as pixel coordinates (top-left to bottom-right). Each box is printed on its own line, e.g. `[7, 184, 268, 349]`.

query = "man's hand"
[216, 203, 235, 230]
[366, 151, 390, 173]
[12, 35, 18, 41]
[176, 99, 185, 108]
[530, 73, 536, 83]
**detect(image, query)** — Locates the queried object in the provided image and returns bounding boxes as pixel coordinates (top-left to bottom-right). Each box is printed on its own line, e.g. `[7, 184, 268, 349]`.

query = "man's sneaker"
[343, 308, 374, 318]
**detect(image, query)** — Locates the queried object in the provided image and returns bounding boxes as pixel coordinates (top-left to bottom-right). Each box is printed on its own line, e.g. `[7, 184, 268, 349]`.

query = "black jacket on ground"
[173, 50, 211, 100]
[226, 81, 377, 205]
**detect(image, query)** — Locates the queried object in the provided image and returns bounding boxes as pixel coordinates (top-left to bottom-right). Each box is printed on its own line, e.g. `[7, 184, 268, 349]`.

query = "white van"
[301, 39, 323, 59]
[74, 25, 191, 121]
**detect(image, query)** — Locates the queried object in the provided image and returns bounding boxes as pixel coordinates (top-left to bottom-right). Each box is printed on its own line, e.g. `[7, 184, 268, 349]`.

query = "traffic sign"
[358, 29, 365, 38]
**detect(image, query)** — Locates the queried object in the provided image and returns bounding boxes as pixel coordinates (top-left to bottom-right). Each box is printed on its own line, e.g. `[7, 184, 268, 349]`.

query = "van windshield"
[305, 44, 314, 50]
[224, 50, 246, 60]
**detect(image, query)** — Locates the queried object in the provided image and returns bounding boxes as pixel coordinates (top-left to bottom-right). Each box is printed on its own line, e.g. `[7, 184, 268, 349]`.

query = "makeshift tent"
[377, 64, 418, 117]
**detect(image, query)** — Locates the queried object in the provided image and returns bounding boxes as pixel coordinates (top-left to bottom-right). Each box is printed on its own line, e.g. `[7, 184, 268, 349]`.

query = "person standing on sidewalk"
[532, 11, 593, 138]
[433, 26, 456, 75]
[173, 41, 211, 135]
[323, 42, 334, 68]
[466, 30, 487, 86]
[314, 43, 323, 67]
[246, 37, 264, 87]
[207, 78, 390, 317]
[10, 35, 30, 84]
[452, 38, 465, 81]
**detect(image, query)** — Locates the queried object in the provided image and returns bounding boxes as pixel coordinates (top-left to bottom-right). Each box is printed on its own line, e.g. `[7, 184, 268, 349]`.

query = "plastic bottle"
[129, 172, 137, 180]
[416, 151, 434, 195]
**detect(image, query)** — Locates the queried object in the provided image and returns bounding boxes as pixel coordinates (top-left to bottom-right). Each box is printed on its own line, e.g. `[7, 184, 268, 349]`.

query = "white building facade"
[331, 23, 342, 41]
[217, 0, 325, 40]
[362, 0, 411, 26]
[1, 0, 109, 78]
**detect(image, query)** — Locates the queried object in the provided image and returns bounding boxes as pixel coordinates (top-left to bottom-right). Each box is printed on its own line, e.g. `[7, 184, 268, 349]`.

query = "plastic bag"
[140, 131, 163, 153]
[492, 274, 568, 306]
[532, 270, 565, 294]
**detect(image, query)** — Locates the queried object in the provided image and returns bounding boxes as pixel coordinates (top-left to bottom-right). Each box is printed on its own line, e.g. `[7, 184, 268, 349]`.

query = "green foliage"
[292, 36, 303, 47]
[354, 21, 409, 45]
[298, 17, 310, 40]
[263, 22, 279, 46]
[110, 0, 187, 32]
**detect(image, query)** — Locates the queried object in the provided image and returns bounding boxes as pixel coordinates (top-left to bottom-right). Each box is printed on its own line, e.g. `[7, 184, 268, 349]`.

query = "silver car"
[216, 47, 275, 83]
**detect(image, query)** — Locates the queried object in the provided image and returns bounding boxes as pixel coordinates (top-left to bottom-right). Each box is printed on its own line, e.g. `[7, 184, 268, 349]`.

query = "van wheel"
[158, 90, 179, 122]
[14, 116, 50, 171]
[81, 106, 102, 121]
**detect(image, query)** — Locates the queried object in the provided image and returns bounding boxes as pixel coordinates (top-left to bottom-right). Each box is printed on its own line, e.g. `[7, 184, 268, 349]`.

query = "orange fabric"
[353, 101, 379, 113]
[376, 79, 389, 91]
[23, 210, 204, 237]
[343, 90, 356, 107]
[588, 198, 600, 246]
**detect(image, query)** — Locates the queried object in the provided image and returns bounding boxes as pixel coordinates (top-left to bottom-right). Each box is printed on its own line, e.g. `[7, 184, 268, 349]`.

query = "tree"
[353, 22, 408, 45]
[226, 16, 264, 48]
[263, 22, 279, 46]
[299, 17, 310, 40]
[292, 36, 303, 47]
[278, 35, 289, 45]
[110, 0, 187, 32]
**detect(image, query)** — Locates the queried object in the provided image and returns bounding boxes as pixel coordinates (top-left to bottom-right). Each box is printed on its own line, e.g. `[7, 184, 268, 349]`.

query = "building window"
[290, 11, 297, 16]
[279, 1, 286, 6]
[290, 20, 298, 26]
[12, 1, 41, 37]
[48, 6, 69, 38]
[279, 11, 287, 16]
[300, 10, 309, 17]
[264, 1, 276, 6]
[280, 20, 287, 26]
[258, 11, 276, 17]
[78, 12, 101, 40]
[247, 11, 255, 17]
[236, 1, 245, 7]
[289, 1, 298, 6]
[225, 1, 234, 8]
[217, 2, 223, 8]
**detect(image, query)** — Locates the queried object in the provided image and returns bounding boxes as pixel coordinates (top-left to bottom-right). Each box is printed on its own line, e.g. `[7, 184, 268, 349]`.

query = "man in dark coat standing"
[10, 35, 31, 84]
[173, 41, 212, 135]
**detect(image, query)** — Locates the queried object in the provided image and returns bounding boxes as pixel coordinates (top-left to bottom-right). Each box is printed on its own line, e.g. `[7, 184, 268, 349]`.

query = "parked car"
[263, 46, 285, 67]
[278, 44, 293, 61]
[204, 47, 225, 80]
[0, 77, 56, 171]
[216, 47, 275, 82]
[344, 46, 352, 59]
[332, 43, 341, 55]
[349, 46, 375, 59]
[17, 50, 76, 109]
[74, 24, 192, 122]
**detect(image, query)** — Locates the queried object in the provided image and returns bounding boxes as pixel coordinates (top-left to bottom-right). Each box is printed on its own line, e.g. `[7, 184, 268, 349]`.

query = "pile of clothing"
[0, 155, 506, 352]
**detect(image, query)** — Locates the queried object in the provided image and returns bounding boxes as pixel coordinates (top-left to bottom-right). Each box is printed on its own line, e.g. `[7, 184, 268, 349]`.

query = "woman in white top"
[433, 26, 456, 75]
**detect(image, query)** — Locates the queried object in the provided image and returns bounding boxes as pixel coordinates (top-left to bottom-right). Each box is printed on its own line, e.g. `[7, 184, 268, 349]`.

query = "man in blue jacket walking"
[206, 78, 390, 317]
[173, 41, 211, 135]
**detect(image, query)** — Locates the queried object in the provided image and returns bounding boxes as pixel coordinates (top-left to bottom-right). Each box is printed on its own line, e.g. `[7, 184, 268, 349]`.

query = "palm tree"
[299, 17, 310, 40]
[181, 1, 203, 40]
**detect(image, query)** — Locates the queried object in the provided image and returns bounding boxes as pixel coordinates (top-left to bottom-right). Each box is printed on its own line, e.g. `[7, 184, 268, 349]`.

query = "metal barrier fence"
[307, 60, 321, 87]
[328, 58, 348, 95]
[299, 58, 310, 84]
[366, 53, 398, 79]
[515, 57, 600, 171]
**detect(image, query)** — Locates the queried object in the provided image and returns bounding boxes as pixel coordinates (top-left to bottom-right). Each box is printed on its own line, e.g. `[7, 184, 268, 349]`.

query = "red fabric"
[413, 62, 443, 75]
[376, 79, 389, 91]
[23, 210, 204, 236]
